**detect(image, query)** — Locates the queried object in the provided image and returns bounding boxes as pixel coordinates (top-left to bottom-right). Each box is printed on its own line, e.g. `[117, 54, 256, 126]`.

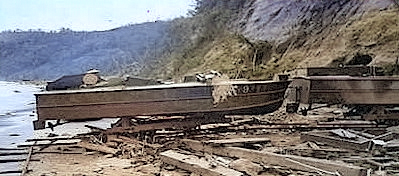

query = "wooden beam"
[182, 139, 367, 176]
[0, 148, 26, 150]
[0, 170, 24, 174]
[18, 139, 81, 147]
[26, 136, 80, 142]
[160, 150, 244, 176]
[300, 132, 370, 151]
[21, 146, 33, 176]
[77, 141, 118, 155]
[205, 137, 270, 147]
[108, 135, 162, 149]
[0, 158, 39, 163]
[0, 151, 28, 156]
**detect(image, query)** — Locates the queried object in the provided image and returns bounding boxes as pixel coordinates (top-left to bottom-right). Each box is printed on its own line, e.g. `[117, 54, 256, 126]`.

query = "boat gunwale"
[35, 80, 290, 95]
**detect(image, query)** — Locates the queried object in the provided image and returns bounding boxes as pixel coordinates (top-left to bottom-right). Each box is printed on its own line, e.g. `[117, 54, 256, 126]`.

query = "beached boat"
[34, 78, 290, 129]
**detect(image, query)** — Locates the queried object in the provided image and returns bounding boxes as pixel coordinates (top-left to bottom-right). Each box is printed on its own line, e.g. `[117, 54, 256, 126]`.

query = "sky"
[0, 0, 195, 32]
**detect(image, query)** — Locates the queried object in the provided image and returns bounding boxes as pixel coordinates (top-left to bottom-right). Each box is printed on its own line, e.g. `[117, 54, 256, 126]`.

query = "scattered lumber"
[160, 150, 244, 176]
[182, 139, 366, 176]
[77, 141, 118, 155]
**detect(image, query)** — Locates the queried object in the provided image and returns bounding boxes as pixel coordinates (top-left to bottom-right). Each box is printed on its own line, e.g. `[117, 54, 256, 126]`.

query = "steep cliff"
[156, 0, 399, 80]
[235, 0, 398, 71]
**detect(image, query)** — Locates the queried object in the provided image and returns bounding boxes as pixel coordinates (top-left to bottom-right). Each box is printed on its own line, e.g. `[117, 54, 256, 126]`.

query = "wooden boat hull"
[290, 76, 399, 105]
[34, 80, 290, 129]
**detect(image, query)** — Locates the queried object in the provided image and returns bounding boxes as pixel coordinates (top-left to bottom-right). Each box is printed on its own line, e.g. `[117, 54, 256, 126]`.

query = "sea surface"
[0, 81, 41, 174]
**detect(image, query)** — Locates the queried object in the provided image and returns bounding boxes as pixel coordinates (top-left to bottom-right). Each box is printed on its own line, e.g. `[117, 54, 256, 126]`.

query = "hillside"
[1, 0, 398, 82]
[149, 0, 399, 81]
[0, 22, 169, 81]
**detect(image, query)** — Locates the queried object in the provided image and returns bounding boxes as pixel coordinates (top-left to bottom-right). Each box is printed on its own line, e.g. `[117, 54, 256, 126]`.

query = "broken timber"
[301, 131, 371, 151]
[182, 139, 366, 176]
[106, 116, 229, 134]
[77, 141, 118, 155]
[205, 137, 271, 147]
[160, 150, 244, 176]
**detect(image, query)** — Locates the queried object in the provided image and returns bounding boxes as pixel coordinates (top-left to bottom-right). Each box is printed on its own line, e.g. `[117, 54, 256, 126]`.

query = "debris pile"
[8, 112, 399, 176]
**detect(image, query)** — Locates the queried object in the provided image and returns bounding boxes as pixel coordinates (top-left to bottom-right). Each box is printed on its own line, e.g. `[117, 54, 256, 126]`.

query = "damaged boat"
[34, 74, 291, 129]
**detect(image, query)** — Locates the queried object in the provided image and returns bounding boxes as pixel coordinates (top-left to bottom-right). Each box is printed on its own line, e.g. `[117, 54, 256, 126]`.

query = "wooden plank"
[205, 137, 270, 147]
[0, 158, 39, 163]
[26, 136, 80, 142]
[18, 139, 81, 147]
[182, 139, 367, 176]
[160, 150, 244, 176]
[106, 116, 228, 134]
[109, 135, 163, 149]
[21, 146, 33, 176]
[0, 151, 28, 156]
[301, 132, 370, 151]
[77, 141, 118, 155]
[0, 170, 23, 174]
[0, 148, 26, 150]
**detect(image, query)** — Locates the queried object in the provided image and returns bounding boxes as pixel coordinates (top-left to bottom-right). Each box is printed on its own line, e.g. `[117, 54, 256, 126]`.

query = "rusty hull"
[290, 76, 399, 105]
[34, 80, 290, 129]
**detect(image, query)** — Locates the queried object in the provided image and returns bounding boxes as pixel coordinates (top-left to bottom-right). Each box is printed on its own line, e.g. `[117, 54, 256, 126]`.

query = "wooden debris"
[77, 141, 118, 155]
[84, 124, 107, 131]
[0, 151, 28, 156]
[108, 135, 162, 149]
[18, 139, 81, 147]
[229, 159, 263, 176]
[182, 139, 366, 176]
[0, 170, 25, 174]
[301, 131, 371, 151]
[0, 158, 40, 163]
[205, 137, 270, 147]
[0, 148, 26, 150]
[26, 136, 80, 142]
[160, 150, 244, 176]
[21, 146, 33, 176]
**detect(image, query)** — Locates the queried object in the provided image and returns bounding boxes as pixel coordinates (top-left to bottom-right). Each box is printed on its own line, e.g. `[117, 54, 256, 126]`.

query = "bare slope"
[157, 0, 399, 80]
